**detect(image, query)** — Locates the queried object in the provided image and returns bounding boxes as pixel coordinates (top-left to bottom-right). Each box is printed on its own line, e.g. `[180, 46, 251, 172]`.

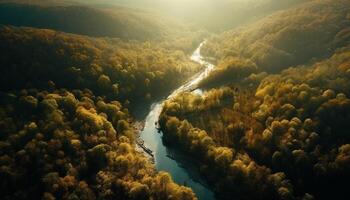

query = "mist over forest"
[0, 0, 349, 200]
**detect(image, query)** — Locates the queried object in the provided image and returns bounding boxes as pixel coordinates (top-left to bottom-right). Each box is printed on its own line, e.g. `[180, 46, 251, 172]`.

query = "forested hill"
[158, 0, 350, 199]
[0, 1, 197, 41]
[82, 0, 308, 32]
[160, 43, 350, 200]
[0, 25, 201, 107]
[201, 0, 350, 76]
[1, 1, 349, 200]
[0, 2, 204, 199]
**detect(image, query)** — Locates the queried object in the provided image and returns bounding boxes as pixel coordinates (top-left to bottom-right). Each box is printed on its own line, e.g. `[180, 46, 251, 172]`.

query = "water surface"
[140, 42, 216, 200]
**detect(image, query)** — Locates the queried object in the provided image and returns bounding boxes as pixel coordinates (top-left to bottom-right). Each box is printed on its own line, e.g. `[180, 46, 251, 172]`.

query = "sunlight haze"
[0, 0, 349, 200]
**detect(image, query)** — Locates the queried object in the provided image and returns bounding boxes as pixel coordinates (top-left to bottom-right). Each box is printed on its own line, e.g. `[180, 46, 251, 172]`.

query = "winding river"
[139, 42, 216, 200]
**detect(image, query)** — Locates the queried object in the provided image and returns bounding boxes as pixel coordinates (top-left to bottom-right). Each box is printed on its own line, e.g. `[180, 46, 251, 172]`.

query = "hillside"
[0, 0, 349, 200]
[0, 1, 204, 45]
[160, 43, 350, 200]
[158, 0, 350, 199]
[0, 1, 208, 198]
[88, 0, 308, 31]
[201, 0, 350, 76]
[0, 23, 202, 200]
[0, 25, 201, 111]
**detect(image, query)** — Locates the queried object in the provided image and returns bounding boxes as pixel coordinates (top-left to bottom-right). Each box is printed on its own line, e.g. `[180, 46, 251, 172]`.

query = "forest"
[160, 44, 350, 199]
[0, 0, 349, 200]
[0, 1, 203, 199]
[0, 25, 203, 112]
[159, 0, 350, 199]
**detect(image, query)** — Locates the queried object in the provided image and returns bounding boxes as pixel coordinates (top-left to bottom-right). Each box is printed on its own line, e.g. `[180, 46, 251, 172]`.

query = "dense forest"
[0, 25, 203, 111]
[159, 0, 350, 199]
[1, 0, 349, 200]
[160, 44, 350, 199]
[201, 0, 350, 72]
[0, 1, 204, 199]
[0, 0, 206, 44]
[0, 88, 198, 200]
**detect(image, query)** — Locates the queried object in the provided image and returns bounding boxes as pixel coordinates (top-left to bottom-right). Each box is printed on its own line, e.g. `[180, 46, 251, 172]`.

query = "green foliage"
[160, 45, 350, 199]
[1, 1, 349, 200]
[199, 57, 258, 88]
[202, 0, 350, 73]
[0, 25, 201, 107]
[0, 13, 203, 198]
[0, 89, 197, 200]
[0, 1, 204, 45]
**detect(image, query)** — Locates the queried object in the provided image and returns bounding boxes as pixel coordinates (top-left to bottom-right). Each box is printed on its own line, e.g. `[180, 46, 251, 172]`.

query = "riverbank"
[138, 41, 217, 200]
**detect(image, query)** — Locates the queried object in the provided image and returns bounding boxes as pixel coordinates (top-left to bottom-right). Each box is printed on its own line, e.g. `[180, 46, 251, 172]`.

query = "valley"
[0, 0, 349, 200]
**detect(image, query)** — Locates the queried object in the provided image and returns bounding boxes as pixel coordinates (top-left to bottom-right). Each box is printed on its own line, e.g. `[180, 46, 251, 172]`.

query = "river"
[139, 42, 216, 200]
